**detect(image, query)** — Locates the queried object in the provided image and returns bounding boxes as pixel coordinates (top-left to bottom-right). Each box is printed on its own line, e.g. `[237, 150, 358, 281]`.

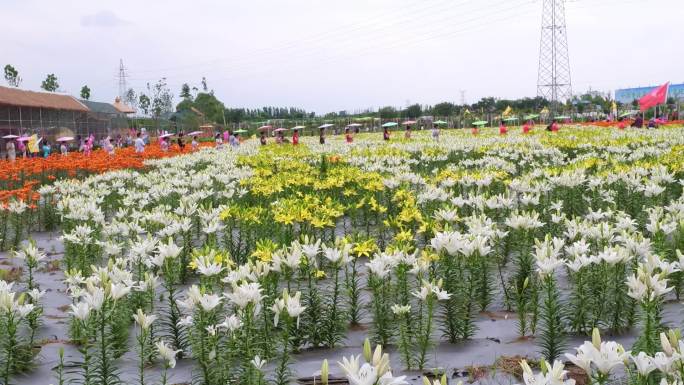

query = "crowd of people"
[0, 128, 197, 162]
[2, 114, 669, 161]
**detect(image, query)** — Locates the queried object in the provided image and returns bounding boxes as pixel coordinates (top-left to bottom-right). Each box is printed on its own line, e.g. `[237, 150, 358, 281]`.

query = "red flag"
[639, 82, 669, 111]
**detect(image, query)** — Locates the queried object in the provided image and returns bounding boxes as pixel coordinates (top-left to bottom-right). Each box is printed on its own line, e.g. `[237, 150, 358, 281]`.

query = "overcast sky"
[2, 0, 682, 113]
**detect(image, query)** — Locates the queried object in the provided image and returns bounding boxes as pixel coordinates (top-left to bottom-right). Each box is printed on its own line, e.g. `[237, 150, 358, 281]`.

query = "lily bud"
[523, 277, 529, 290]
[363, 338, 372, 362]
[539, 359, 548, 375]
[423, 378, 431, 385]
[668, 329, 680, 352]
[440, 373, 447, 385]
[660, 332, 673, 356]
[372, 345, 383, 365]
[321, 359, 329, 385]
[592, 327, 601, 349]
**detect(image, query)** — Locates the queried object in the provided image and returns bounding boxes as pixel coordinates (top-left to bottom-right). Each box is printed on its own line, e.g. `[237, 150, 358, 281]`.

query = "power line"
[130, 0, 477, 75]
[204, 0, 538, 83]
[127, 0, 536, 85]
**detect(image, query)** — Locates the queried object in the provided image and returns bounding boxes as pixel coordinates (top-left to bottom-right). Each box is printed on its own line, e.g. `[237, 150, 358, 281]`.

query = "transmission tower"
[117, 59, 128, 101]
[537, 0, 572, 115]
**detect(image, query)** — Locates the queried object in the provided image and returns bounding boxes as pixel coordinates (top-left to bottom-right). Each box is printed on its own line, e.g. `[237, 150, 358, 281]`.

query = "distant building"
[615, 83, 684, 104]
[79, 99, 130, 136]
[0, 86, 134, 153]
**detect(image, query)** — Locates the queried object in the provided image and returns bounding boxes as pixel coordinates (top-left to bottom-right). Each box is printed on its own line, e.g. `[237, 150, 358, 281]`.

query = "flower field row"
[2, 126, 684, 385]
[0, 144, 209, 250]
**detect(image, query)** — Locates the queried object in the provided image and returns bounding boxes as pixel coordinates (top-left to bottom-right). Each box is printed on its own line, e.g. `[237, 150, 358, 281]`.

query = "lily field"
[2, 126, 684, 385]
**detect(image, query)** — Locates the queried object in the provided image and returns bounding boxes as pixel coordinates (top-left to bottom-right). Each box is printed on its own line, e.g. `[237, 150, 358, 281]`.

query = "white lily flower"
[156, 340, 181, 368]
[132, 308, 157, 330]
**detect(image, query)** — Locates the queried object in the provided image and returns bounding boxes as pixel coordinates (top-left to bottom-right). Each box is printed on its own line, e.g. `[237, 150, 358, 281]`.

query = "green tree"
[150, 78, 174, 128]
[175, 98, 194, 112]
[80, 85, 91, 100]
[40, 74, 59, 92]
[138, 94, 151, 115]
[125, 88, 138, 109]
[3, 64, 21, 87]
[432, 102, 455, 117]
[378, 106, 397, 119]
[194, 93, 225, 123]
[403, 103, 422, 118]
[180, 83, 191, 99]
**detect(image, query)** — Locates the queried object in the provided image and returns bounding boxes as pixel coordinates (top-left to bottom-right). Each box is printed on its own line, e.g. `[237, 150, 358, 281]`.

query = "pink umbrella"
[258, 125, 273, 131]
[402, 120, 417, 125]
[17, 136, 31, 142]
[57, 136, 74, 142]
[274, 127, 288, 132]
[187, 131, 203, 136]
[159, 133, 174, 139]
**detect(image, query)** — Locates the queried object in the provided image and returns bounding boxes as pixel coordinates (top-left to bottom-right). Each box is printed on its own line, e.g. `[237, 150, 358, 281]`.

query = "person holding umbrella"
[177, 132, 186, 151]
[345, 127, 353, 143]
[522, 120, 532, 134]
[135, 132, 145, 153]
[551, 119, 559, 132]
[292, 128, 299, 145]
[618, 119, 627, 130]
[84, 134, 94, 156]
[260, 131, 267, 145]
[192, 135, 199, 150]
[215, 133, 224, 149]
[3, 136, 17, 162]
[105, 136, 115, 155]
[431, 125, 440, 141]
[161, 136, 170, 152]
[59, 140, 68, 156]
[383, 126, 390, 141]
[319, 127, 325, 144]
[231, 131, 240, 148]
[17, 137, 27, 158]
[404, 125, 411, 139]
[499, 120, 508, 135]
[42, 140, 51, 158]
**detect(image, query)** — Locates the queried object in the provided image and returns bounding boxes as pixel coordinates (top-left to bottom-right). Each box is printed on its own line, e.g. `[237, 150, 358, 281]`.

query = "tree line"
[5, 63, 679, 128]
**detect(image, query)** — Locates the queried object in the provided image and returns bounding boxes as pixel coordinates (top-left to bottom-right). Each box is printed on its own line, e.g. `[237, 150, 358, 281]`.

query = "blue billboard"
[615, 83, 684, 104]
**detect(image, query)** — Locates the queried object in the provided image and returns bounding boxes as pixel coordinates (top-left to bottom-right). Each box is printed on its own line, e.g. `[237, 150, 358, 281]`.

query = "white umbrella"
[2, 134, 19, 139]
[318, 123, 334, 129]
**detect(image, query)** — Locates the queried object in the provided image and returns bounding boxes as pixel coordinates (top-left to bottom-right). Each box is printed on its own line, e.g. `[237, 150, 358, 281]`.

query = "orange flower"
[0, 142, 213, 205]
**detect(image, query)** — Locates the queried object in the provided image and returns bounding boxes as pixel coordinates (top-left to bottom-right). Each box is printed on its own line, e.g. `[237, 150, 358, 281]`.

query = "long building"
[0, 86, 133, 147]
[615, 83, 684, 104]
